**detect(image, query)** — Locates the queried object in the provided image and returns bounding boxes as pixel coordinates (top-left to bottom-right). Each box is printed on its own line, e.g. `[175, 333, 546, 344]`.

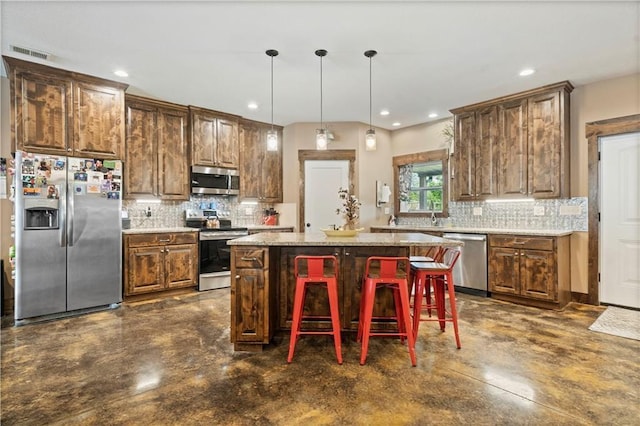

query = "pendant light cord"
[320, 54, 323, 129]
[369, 55, 372, 131]
[270, 54, 274, 131]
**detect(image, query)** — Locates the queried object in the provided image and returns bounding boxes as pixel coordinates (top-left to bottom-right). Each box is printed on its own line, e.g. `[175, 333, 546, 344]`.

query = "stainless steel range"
[185, 209, 248, 291]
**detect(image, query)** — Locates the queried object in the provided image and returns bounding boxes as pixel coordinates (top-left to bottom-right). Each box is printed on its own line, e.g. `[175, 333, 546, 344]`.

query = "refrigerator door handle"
[59, 184, 67, 247]
[68, 179, 74, 247]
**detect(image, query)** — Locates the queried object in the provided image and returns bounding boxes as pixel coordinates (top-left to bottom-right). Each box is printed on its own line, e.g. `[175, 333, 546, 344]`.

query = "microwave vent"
[10, 45, 51, 61]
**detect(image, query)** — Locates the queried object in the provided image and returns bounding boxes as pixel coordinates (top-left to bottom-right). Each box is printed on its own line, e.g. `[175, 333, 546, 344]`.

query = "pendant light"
[315, 49, 328, 150]
[364, 50, 377, 151]
[266, 49, 279, 151]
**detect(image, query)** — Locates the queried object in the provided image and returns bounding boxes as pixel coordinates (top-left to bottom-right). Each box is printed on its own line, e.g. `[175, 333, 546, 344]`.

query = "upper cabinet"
[124, 94, 190, 201]
[189, 106, 240, 168]
[451, 81, 573, 201]
[3, 56, 127, 159]
[239, 119, 283, 203]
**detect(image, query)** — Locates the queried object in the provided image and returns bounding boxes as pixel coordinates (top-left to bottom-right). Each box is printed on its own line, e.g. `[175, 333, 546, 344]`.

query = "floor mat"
[589, 306, 640, 341]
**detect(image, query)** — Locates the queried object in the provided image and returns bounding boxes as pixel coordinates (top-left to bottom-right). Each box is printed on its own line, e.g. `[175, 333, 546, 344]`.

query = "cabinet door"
[239, 124, 262, 199]
[165, 244, 198, 289]
[342, 246, 408, 330]
[124, 102, 157, 199]
[126, 246, 165, 295]
[527, 91, 561, 198]
[233, 268, 266, 342]
[157, 108, 189, 200]
[14, 70, 70, 154]
[520, 249, 556, 301]
[498, 99, 528, 197]
[73, 82, 124, 159]
[488, 247, 520, 295]
[191, 112, 217, 166]
[453, 111, 476, 200]
[475, 106, 498, 198]
[216, 118, 239, 168]
[260, 128, 283, 202]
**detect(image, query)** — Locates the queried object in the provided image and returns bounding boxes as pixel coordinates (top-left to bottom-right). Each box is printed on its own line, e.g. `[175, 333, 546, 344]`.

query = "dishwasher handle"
[443, 233, 487, 242]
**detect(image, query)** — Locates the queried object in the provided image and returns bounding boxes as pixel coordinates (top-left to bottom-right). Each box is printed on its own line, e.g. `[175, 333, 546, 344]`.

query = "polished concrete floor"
[1, 289, 638, 425]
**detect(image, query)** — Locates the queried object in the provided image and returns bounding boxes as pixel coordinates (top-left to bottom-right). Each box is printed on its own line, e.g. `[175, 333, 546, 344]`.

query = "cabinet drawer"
[126, 232, 197, 247]
[489, 235, 554, 251]
[234, 248, 266, 269]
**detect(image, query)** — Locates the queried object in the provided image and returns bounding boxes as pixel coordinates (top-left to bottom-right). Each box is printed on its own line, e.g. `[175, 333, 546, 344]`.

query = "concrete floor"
[1, 289, 638, 425]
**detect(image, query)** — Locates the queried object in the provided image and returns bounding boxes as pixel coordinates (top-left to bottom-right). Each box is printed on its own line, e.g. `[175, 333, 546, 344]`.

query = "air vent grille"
[10, 45, 51, 61]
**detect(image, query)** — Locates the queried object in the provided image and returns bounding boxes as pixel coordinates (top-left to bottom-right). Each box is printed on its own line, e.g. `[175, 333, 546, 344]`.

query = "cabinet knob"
[67, 148, 72, 152]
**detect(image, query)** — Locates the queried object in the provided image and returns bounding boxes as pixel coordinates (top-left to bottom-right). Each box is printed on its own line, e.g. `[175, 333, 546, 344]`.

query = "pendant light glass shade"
[315, 49, 328, 150]
[364, 50, 377, 151]
[316, 128, 328, 150]
[266, 49, 279, 151]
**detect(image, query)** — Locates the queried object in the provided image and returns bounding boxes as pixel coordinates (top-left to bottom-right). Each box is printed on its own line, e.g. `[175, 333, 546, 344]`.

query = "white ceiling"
[1, 1, 638, 130]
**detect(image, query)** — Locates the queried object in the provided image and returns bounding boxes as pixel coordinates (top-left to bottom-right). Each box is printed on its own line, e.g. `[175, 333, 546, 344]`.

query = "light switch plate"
[384, 207, 390, 214]
[473, 207, 483, 216]
[533, 206, 545, 216]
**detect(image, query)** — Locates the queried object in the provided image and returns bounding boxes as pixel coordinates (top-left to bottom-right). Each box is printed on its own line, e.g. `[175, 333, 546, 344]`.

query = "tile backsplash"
[122, 197, 277, 229]
[399, 197, 588, 232]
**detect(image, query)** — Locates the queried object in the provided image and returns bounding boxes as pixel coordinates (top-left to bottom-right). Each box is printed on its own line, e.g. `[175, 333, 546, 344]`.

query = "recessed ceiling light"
[428, 113, 438, 118]
[392, 122, 401, 127]
[380, 109, 390, 116]
[519, 68, 535, 77]
[247, 102, 258, 110]
[114, 70, 128, 77]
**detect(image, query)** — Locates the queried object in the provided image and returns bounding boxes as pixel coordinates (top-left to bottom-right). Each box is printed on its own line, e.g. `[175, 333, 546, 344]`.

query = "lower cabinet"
[488, 234, 570, 309]
[230, 247, 273, 350]
[124, 232, 198, 296]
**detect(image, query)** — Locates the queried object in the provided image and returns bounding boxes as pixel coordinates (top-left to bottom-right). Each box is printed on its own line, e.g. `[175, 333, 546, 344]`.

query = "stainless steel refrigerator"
[14, 151, 122, 321]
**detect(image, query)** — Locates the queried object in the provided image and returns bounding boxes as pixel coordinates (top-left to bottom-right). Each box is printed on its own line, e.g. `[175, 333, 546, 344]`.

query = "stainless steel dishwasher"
[442, 233, 488, 296]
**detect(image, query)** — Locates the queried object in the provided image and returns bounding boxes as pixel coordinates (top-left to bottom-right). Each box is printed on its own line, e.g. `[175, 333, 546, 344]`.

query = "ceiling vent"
[10, 45, 51, 61]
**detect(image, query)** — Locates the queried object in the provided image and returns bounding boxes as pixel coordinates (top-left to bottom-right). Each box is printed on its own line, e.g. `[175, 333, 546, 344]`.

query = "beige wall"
[282, 121, 393, 229]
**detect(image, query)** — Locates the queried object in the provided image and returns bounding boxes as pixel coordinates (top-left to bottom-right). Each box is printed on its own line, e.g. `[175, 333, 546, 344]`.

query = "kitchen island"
[228, 232, 461, 351]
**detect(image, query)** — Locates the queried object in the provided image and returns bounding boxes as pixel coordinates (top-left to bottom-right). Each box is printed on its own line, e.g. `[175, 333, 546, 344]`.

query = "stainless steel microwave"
[191, 166, 240, 195]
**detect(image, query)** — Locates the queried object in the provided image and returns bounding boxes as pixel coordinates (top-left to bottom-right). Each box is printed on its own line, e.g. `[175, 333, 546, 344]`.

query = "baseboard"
[571, 292, 590, 304]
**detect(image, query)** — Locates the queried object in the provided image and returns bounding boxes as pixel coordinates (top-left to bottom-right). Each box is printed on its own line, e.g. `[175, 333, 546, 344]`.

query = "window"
[393, 149, 449, 217]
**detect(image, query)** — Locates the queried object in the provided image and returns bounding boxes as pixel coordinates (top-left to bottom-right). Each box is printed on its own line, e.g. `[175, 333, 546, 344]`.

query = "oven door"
[198, 237, 233, 290]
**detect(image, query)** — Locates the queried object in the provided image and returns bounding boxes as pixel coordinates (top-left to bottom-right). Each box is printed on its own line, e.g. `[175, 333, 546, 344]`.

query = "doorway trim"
[298, 150, 356, 232]
[586, 114, 640, 305]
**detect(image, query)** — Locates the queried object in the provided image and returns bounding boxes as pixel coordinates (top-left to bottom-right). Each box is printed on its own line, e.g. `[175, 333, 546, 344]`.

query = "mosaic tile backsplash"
[123, 196, 588, 232]
[399, 198, 588, 232]
[122, 196, 274, 229]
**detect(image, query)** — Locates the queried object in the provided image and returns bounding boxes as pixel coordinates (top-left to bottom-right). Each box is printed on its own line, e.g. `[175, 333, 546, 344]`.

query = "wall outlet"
[244, 207, 253, 215]
[473, 207, 483, 216]
[533, 206, 545, 216]
[384, 207, 390, 215]
[559, 205, 581, 216]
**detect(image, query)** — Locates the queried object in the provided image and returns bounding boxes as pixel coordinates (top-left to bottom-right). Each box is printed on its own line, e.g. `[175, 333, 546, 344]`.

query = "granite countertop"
[227, 231, 463, 247]
[122, 227, 199, 235]
[370, 225, 573, 237]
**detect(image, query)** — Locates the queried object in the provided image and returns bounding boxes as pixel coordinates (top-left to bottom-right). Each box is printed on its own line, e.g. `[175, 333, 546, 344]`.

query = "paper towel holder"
[376, 181, 391, 207]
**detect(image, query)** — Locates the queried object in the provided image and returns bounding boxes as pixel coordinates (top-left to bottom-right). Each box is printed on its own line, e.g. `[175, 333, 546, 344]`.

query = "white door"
[304, 160, 349, 233]
[600, 132, 640, 308]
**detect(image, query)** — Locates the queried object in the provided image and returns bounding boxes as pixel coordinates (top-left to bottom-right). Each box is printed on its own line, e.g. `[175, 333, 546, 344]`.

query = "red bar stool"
[410, 248, 462, 349]
[357, 256, 416, 366]
[287, 255, 342, 364]
[409, 247, 445, 315]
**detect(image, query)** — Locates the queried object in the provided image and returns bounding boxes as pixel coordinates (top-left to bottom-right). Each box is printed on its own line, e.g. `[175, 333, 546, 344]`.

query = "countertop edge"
[369, 226, 574, 237]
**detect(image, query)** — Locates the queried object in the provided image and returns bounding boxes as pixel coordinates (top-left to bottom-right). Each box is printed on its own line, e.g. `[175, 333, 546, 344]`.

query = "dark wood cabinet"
[124, 95, 189, 200]
[4, 56, 127, 158]
[239, 119, 283, 203]
[452, 107, 498, 200]
[488, 234, 570, 309]
[231, 247, 272, 349]
[451, 81, 572, 201]
[124, 232, 198, 296]
[190, 106, 240, 168]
